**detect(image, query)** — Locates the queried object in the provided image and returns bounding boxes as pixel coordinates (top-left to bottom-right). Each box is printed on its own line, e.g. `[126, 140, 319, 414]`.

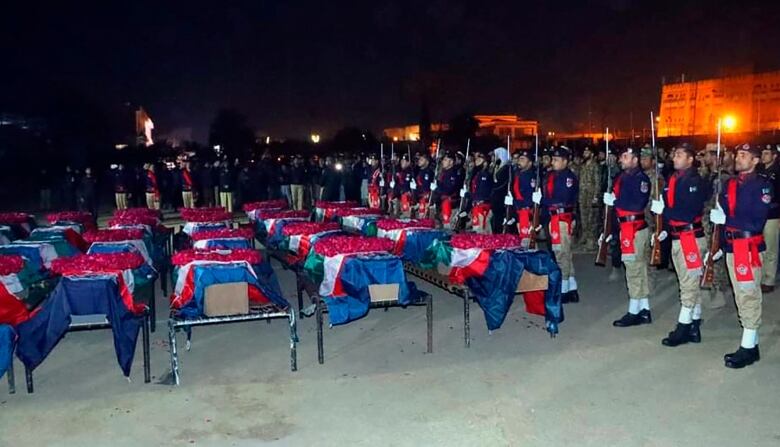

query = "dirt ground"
[1, 253, 779, 446]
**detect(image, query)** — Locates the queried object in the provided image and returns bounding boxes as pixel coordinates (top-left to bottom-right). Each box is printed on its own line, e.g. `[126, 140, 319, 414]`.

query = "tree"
[446, 112, 479, 146]
[329, 127, 378, 154]
[208, 109, 255, 161]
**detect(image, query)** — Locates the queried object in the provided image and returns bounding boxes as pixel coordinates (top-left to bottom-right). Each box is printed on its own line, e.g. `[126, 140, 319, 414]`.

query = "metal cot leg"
[168, 320, 181, 386]
[426, 293, 433, 354]
[142, 313, 151, 383]
[289, 313, 298, 372]
[7, 360, 15, 394]
[296, 273, 304, 319]
[315, 295, 324, 365]
[150, 282, 157, 333]
[25, 367, 33, 394]
[464, 291, 471, 348]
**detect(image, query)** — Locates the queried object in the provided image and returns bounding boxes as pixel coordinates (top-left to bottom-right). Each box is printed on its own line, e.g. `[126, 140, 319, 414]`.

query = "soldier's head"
[583, 146, 593, 160]
[672, 143, 695, 171]
[473, 150, 488, 168]
[515, 149, 533, 170]
[442, 152, 455, 170]
[368, 154, 379, 168]
[640, 145, 653, 170]
[417, 153, 430, 169]
[401, 154, 411, 169]
[761, 144, 777, 167]
[619, 147, 639, 170]
[735, 143, 761, 173]
[550, 147, 570, 171]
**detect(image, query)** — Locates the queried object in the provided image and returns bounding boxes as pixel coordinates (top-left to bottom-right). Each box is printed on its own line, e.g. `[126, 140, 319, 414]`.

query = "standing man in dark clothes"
[63, 165, 78, 210]
[289, 155, 307, 210]
[39, 168, 52, 211]
[112, 164, 129, 210]
[237, 165, 253, 209]
[307, 157, 322, 206]
[219, 161, 234, 213]
[320, 156, 341, 201]
[198, 161, 214, 207]
[77, 167, 98, 218]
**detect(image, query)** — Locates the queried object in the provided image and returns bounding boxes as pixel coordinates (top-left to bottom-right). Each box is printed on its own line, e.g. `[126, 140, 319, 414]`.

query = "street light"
[311, 134, 320, 143]
[723, 115, 737, 132]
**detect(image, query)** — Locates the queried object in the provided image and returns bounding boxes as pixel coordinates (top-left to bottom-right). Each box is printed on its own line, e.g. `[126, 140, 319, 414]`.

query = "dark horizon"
[2, 1, 779, 143]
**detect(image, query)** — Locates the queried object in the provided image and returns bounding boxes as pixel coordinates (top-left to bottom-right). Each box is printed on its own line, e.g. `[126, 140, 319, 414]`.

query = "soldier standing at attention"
[756, 144, 780, 293]
[709, 143, 771, 368]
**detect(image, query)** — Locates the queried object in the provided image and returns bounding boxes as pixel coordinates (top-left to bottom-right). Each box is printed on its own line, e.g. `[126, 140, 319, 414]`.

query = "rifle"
[455, 138, 472, 231]
[428, 138, 442, 219]
[700, 119, 723, 288]
[649, 111, 663, 265]
[380, 143, 386, 211]
[595, 127, 613, 266]
[503, 135, 513, 234]
[530, 133, 541, 249]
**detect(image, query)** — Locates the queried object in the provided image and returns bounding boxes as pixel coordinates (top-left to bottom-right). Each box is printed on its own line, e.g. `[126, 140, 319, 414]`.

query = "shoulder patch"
[640, 181, 649, 193]
[762, 194, 772, 204]
[566, 177, 574, 188]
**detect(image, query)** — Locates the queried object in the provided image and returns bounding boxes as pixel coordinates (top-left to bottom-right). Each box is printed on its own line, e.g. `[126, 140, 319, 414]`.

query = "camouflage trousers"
[580, 201, 599, 248]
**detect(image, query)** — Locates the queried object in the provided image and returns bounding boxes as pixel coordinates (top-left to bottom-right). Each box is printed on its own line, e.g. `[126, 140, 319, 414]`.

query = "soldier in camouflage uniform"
[701, 143, 734, 309]
[578, 146, 600, 250]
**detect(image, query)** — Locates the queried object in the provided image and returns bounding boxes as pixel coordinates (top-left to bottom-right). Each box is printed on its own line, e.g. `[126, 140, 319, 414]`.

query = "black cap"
[737, 143, 761, 157]
[551, 146, 570, 158]
[514, 148, 535, 161]
[442, 151, 456, 160]
[674, 143, 696, 157]
[619, 146, 639, 156]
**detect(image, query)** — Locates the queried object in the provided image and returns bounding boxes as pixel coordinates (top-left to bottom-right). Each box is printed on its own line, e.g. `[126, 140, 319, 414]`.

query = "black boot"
[662, 323, 692, 347]
[613, 309, 652, 327]
[562, 290, 579, 303]
[689, 319, 702, 343]
[724, 346, 760, 368]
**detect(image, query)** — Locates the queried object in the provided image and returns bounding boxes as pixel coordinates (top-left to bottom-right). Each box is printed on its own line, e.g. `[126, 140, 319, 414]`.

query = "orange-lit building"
[658, 70, 780, 137]
[383, 115, 538, 149]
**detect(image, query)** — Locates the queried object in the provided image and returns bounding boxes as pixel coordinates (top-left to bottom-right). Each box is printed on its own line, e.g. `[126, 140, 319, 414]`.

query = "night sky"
[2, 1, 779, 142]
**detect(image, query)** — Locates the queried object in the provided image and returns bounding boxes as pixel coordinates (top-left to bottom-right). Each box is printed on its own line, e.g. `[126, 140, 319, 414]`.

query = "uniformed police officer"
[709, 143, 772, 368]
[464, 149, 494, 234]
[757, 144, 780, 293]
[533, 146, 579, 302]
[606, 147, 652, 327]
[413, 154, 435, 218]
[651, 144, 711, 345]
[432, 152, 463, 229]
[391, 154, 414, 217]
[367, 154, 383, 209]
[508, 148, 538, 247]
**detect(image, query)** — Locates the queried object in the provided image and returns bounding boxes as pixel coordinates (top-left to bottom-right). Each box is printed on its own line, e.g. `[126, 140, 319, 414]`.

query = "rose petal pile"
[243, 200, 288, 212]
[50, 252, 145, 274]
[0, 212, 33, 224]
[179, 207, 232, 222]
[259, 210, 310, 220]
[313, 235, 393, 257]
[113, 208, 161, 220]
[0, 255, 25, 275]
[83, 228, 145, 243]
[315, 200, 359, 209]
[331, 207, 383, 217]
[171, 248, 263, 266]
[450, 234, 523, 250]
[282, 222, 340, 236]
[46, 211, 93, 226]
[189, 228, 254, 241]
[376, 218, 435, 231]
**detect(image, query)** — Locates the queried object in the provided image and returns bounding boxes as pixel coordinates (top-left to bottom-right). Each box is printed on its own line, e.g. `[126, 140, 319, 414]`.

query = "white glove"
[532, 190, 542, 205]
[459, 187, 467, 198]
[505, 217, 516, 226]
[458, 211, 468, 218]
[430, 181, 437, 191]
[379, 180, 385, 188]
[650, 230, 667, 246]
[389, 180, 395, 189]
[651, 198, 664, 215]
[598, 233, 613, 245]
[410, 179, 417, 190]
[504, 195, 514, 206]
[709, 207, 726, 225]
[703, 249, 723, 264]
[603, 192, 616, 206]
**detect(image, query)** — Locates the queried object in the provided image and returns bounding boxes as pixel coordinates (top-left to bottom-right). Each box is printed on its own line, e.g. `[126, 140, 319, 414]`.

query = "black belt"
[618, 215, 645, 223]
[725, 230, 760, 241]
[670, 222, 703, 233]
[549, 207, 574, 215]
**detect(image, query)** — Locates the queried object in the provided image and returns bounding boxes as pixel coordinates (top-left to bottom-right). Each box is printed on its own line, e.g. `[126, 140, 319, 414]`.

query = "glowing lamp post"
[311, 133, 321, 144]
[722, 115, 737, 132]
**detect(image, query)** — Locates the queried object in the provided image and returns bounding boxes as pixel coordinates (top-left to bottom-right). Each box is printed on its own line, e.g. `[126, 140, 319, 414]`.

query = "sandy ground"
[1, 253, 779, 447]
